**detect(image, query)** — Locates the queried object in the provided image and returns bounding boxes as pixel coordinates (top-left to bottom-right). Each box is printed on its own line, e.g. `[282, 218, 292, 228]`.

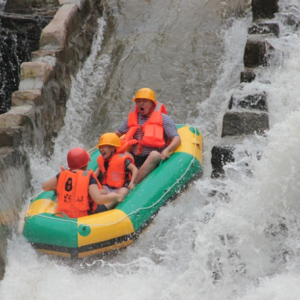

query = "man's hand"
[116, 194, 124, 203]
[160, 149, 170, 161]
[128, 182, 135, 190]
[160, 136, 181, 161]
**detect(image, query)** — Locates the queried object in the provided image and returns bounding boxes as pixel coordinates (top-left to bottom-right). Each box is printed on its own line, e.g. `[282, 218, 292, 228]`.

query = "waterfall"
[0, 12, 51, 113]
[0, 26, 21, 114]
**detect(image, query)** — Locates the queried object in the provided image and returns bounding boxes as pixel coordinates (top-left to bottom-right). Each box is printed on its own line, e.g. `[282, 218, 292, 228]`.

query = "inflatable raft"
[22, 125, 203, 259]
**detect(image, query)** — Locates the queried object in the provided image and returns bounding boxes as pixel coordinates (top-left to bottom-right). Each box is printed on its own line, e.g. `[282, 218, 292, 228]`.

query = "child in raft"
[42, 147, 124, 218]
[95, 133, 138, 197]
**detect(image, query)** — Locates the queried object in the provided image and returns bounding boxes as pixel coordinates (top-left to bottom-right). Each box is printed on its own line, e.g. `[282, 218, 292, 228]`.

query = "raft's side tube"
[76, 209, 135, 258]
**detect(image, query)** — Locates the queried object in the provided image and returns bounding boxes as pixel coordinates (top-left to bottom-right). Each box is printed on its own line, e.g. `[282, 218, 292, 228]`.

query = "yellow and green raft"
[22, 125, 203, 259]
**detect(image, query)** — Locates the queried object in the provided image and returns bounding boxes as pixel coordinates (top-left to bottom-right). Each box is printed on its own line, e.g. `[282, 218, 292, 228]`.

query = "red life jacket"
[56, 168, 101, 218]
[123, 102, 167, 155]
[97, 153, 135, 188]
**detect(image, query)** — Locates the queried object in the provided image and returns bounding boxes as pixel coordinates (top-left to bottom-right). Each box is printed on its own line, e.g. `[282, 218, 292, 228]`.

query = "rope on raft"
[25, 126, 200, 227]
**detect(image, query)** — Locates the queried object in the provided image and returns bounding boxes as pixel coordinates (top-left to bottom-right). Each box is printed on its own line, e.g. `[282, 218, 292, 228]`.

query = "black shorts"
[90, 204, 108, 214]
[133, 154, 148, 169]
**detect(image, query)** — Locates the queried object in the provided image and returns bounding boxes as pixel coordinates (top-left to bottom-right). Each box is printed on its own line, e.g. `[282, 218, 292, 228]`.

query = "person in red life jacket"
[42, 147, 123, 218]
[95, 133, 138, 197]
[115, 88, 181, 184]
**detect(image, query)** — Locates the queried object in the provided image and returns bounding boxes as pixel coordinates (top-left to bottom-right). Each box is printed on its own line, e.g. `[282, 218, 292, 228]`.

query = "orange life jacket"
[116, 139, 130, 154]
[56, 168, 101, 218]
[123, 102, 167, 155]
[97, 153, 135, 188]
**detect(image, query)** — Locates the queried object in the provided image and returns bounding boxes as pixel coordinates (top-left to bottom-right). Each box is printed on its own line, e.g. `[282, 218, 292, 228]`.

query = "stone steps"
[211, 0, 280, 178]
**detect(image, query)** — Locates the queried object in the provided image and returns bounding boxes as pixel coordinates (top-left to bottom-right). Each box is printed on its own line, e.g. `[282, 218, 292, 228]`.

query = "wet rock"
[19, 62, 55, 90]
[0, 127, 22, 148]
[211, 145, 235, 178]
[211, 135, 265, 179]
[12, 90, 42, 106]
[284, 13, 300, 27]
[0, 107, 32, 126]
[221, 111, 269, 137]
[248, 23, 279, 37]
[252, 0, 279, 21]
[240, 71, 256, 83]
[243, 36, 274, 68]
[276, 10, 300, 30]
[4, 0, 58, 14]
[0, 224, 8, 282]
[40, 4, 79, 50]
[0, 147, 31, 176]
[228, 92, 267, 111]
[0, 250, 5, 281]
[0, 147, 32, 283]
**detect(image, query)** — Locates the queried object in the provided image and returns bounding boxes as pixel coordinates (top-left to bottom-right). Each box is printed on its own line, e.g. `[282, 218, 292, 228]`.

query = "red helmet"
[67, 147, 90, 169]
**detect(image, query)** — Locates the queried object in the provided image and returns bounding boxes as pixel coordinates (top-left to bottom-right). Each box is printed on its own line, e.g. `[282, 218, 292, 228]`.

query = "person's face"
[135, 98, 154, 117]
[99, 145, 115, 160]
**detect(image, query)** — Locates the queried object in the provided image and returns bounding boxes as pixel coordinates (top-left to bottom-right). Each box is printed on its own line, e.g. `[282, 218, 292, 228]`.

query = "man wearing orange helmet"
[115, 88, 181, 184]
[42, 147, 123, 218]
[95, 133, 138, 196]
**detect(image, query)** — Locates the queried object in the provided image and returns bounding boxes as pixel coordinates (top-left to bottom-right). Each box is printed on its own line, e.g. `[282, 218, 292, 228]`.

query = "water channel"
[2, 0, 300, 299]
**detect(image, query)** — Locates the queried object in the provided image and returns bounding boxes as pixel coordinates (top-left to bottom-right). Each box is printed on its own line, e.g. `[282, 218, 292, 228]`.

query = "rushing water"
[2, 0, 300, 299]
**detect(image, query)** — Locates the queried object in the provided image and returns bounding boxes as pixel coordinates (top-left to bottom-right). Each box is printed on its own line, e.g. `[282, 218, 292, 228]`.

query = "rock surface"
[0, 0, 103, 279]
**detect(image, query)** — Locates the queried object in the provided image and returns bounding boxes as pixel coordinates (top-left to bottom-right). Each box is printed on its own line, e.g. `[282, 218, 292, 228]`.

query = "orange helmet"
[133, 88, 156, 103]
[97, 133, 121, 148]
[67, 147, 90, 169]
